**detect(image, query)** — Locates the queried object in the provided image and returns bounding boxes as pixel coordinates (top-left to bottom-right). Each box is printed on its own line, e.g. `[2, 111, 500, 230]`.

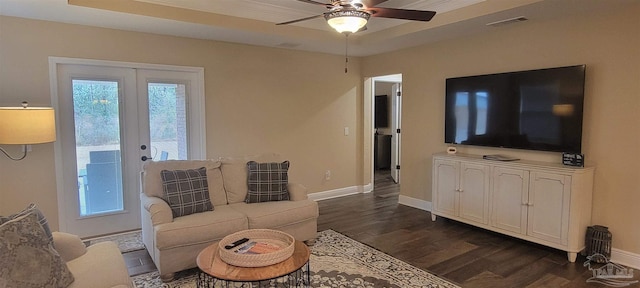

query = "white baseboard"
[361, 182, 374, 193]
[398, 195, 432, 211]
[308, 186, 361, 201]
[612, 248, 640, 269]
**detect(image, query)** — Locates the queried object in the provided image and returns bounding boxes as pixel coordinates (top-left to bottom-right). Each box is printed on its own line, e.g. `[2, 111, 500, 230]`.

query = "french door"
[51, 58, 205, 237]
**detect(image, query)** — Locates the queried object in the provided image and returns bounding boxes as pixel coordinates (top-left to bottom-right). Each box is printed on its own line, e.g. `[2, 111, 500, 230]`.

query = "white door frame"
[368, 74, 402, 189]
[49, 57, 206, 236]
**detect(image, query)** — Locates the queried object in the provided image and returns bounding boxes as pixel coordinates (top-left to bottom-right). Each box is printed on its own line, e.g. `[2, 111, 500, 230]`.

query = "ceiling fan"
[276, 0, 437, 34]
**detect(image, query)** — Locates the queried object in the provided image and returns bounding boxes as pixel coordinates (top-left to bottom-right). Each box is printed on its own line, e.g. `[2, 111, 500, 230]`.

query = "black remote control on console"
[224, 238, 249, 250]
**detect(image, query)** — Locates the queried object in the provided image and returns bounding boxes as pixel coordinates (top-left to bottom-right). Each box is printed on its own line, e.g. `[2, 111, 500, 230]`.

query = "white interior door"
[391, 83, 402, 184]
[52, 59, 206, 237]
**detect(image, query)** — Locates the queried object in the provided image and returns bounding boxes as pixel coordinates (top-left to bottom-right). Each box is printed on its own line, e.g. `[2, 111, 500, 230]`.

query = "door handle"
[141, 156, 149, 161]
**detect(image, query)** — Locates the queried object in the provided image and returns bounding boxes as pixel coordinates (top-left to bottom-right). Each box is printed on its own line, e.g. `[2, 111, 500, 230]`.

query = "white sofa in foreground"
[0, 203, 132, 288]
[140, 154, 319, 281]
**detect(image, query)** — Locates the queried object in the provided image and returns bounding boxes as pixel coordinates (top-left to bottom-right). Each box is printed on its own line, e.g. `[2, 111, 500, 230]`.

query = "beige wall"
[1, 2, 639, 257]
[0, 16, 363, 231]
[363, 4, 640, 254]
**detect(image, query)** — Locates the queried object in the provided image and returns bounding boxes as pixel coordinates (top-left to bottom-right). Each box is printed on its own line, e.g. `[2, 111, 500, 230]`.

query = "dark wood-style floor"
[124, 170, 639, 287]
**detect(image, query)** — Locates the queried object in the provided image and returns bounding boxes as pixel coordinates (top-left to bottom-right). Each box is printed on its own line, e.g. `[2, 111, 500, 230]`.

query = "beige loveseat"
[140, 154, 319, 281]
[53, 232, 132, 288]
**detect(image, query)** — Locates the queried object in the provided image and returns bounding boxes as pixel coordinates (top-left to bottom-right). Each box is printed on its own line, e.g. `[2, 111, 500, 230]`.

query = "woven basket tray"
[218, 229, 295, 267]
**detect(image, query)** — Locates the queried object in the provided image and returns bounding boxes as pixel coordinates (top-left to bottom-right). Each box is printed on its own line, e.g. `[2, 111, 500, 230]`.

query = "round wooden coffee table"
[196, 240, 310, 287]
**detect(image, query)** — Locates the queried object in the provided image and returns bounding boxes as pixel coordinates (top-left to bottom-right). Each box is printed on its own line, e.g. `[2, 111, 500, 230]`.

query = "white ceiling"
[0, 0, 636, 56]
[133, 0, 484, 33]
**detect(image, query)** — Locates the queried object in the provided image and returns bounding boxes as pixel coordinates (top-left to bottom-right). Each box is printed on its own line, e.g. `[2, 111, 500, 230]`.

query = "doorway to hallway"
[371, 74, 402, 196]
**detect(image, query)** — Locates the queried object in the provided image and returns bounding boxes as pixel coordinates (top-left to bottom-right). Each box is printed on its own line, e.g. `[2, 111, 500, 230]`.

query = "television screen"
[445, 65, 585, 153]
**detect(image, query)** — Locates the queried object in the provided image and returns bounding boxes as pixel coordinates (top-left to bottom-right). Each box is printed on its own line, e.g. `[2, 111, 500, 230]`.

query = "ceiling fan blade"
[295, 0, 332, 7]
[361, 0, 389, 8]
[367, 7, 436, 22]
[276, 14, 325, 25]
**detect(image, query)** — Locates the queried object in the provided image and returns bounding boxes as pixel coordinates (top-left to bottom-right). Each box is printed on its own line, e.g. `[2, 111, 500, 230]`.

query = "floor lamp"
[0, 102, 56, 161]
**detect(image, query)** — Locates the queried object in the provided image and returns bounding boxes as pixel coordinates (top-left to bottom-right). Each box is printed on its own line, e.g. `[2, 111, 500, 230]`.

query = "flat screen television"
[445, 65, 586, 153]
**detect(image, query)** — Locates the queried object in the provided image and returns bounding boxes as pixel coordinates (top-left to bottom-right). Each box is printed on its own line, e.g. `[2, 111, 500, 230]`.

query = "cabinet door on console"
[459, 163, 490, 225]
[527, 172, 571, 245]
[433, 159, 459, 218]
[492, 167, 530, 235]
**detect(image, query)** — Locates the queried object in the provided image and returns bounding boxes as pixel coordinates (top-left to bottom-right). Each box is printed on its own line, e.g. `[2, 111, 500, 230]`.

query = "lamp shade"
[0, 107, 56, 144]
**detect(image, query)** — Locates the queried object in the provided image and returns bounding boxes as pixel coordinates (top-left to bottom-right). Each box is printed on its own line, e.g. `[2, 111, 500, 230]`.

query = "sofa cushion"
[220, 153, 284, 204]
[229, 200, 318, 231]
[0, 212, 75, 288]
[161, 167, 213, 217]
[0, 203, 53, 245]
[143, 160, 227, 206]
[246, 161, 290, 203]
[154, 205, 248, 250]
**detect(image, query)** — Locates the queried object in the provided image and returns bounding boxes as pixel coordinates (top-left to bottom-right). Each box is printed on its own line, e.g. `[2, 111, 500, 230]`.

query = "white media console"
[431, 152, 594, 262]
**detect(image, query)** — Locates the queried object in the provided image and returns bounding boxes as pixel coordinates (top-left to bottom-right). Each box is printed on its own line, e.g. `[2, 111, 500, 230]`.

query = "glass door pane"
[72, 79, 124, 216]
[148, 83, 188, 161]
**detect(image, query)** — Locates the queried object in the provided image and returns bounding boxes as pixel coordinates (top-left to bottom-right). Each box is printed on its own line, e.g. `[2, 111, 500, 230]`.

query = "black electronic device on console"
[562, 152, 584, 167]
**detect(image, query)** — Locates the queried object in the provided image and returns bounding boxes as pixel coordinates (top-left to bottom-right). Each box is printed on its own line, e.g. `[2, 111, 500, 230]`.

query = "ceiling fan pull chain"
[344, 33, 349, 73]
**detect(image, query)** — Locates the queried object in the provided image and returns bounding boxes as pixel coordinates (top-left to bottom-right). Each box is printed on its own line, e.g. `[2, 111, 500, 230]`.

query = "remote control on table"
[224, 238, 249, 249]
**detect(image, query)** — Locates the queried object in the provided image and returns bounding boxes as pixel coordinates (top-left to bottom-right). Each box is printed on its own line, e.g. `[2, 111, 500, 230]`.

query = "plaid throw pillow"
[161, 167, 213, 217]
[246, 161, 290, 203]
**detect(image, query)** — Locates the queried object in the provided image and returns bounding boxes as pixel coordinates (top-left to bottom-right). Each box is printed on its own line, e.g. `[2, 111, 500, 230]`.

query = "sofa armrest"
[140, 193, 173, 226]
[52, 231, 87, 262]
[288, 183, 309, 201]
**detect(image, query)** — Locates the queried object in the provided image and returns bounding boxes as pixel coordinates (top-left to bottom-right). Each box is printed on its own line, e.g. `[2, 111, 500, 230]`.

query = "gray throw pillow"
[245, 161, 290, 203]
[161, 167, 213, 217]
[0, 212, 75, 288]
[0, 203, 53, 245]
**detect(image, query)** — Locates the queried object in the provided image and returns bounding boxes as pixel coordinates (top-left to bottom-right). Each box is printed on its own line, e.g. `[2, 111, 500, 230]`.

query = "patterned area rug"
[131, 230, 460, 288]
[85, 230, 144, 253]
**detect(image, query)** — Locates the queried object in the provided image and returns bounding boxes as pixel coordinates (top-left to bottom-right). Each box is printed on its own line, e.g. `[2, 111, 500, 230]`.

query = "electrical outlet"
[325, 170, 331, 180]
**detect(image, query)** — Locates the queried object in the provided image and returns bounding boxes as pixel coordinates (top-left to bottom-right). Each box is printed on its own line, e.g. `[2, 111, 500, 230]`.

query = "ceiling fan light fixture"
[325, 10, 370, 33]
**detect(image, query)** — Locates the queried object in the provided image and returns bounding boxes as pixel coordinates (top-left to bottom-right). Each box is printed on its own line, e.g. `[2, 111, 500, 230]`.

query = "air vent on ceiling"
[486, 16, 528, 27]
